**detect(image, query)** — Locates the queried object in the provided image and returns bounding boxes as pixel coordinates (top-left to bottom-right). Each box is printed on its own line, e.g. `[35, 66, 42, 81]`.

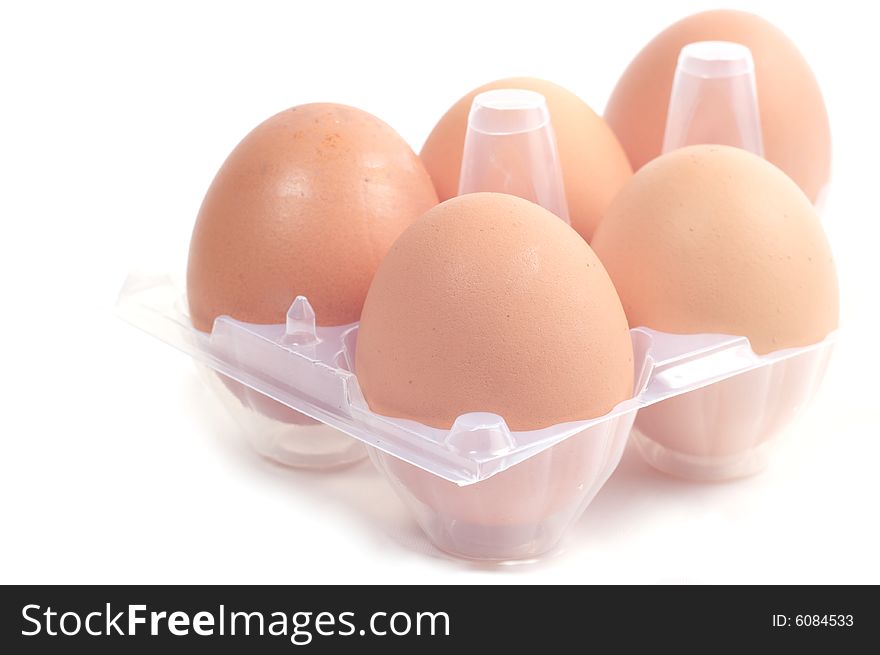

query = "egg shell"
[355, 192, 633, 526]
[420, 78, 632, 241]
[187, 103, 438, 331]
[591, 145, 839, 355]
[356, 192, 633, 429]
[604, 10, 831, 204]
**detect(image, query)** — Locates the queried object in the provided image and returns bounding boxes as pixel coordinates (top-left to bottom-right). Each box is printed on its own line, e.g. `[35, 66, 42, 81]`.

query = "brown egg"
[591, 145, 839, 354]
[357, 192, 633, 429]
[604, 10, 831, 204]
[187, 103, 438, 331]
[356, 192, 634, 526]
[420, 78, 632, 242]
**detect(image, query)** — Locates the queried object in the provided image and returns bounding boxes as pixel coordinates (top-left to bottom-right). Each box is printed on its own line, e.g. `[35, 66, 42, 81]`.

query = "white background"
[2, 0, 877, 584]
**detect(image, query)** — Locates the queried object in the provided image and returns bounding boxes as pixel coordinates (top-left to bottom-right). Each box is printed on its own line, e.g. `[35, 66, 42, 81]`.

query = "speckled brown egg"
[591, 145, 838, 354]
[420, 78, 632, 242]
[604, 10, 831, 204]
[187, 103, 438, 331]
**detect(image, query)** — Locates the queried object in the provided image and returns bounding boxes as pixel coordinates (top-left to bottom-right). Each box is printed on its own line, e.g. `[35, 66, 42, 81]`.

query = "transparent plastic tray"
[120, 45, 835, 560]
[117, 274, 835, 559]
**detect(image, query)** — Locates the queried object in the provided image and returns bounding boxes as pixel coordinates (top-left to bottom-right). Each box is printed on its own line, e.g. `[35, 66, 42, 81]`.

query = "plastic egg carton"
[119, 42, 836, 560]
[117, 273, 835, 560]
